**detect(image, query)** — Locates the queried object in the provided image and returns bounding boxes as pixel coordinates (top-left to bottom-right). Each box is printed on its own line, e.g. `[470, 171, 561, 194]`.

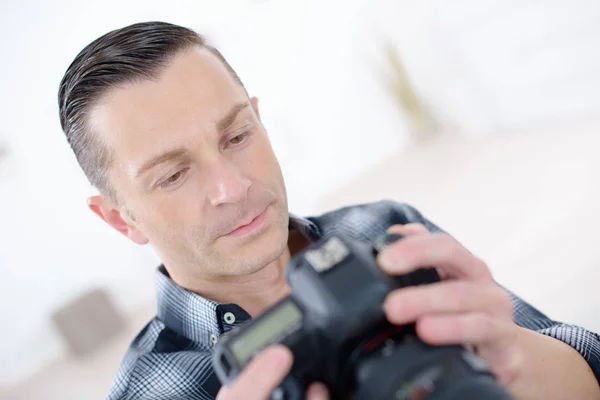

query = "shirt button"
[210, 333, 218, 345]
[224, 312, 236, 324]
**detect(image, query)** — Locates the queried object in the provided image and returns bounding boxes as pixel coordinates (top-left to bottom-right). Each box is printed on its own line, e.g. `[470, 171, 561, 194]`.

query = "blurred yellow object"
[384, 42, 432, 141]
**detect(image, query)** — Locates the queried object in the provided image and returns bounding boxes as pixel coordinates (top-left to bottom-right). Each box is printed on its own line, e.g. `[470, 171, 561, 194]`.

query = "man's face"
[89, 47, 289, 281]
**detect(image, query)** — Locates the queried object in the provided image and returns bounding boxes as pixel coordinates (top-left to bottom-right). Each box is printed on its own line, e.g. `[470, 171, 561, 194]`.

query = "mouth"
[225, 206, 269, 238]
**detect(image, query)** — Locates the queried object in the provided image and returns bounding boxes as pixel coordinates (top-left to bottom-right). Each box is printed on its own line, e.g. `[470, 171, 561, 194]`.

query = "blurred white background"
[1, 0, 600, 398]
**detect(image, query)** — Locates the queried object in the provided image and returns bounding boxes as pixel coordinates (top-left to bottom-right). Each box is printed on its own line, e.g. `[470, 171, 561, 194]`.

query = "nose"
[206, 160, 252, 206]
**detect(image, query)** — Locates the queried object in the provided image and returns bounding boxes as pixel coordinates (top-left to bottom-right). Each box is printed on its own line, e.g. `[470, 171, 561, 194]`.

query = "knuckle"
[436, 233, 455, 249]
[472, 255, 487, 269]
[496, 290, 514, 316]
[473, 256, 493, 279]
[436, 234, 461, 259]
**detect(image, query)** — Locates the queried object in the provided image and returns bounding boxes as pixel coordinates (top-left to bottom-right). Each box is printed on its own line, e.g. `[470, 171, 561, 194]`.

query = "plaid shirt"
[108, 200, 600, 399]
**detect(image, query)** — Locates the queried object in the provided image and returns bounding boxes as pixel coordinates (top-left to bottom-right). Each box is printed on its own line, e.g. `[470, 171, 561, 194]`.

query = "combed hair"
[58, 21, 243, 199]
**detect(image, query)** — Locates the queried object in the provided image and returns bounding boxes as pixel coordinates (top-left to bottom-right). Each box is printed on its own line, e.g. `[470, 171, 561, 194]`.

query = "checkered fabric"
[108, 200, 600, 399]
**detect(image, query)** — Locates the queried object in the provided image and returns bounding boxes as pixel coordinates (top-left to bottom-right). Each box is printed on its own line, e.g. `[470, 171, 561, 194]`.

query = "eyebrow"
[134, 148, 188, 179]
[217, 102, 250, 133]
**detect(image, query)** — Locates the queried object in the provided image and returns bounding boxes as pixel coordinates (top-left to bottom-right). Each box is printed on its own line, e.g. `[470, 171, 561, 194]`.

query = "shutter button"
[224, 312, 236, 324]
[210, 333, 218, 345]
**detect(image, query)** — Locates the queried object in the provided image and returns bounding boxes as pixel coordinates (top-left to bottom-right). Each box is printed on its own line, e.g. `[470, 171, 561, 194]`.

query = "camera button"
[271, 387, 285, 400]
[224, 312, 236, 324]
[210, 333, 219, 345]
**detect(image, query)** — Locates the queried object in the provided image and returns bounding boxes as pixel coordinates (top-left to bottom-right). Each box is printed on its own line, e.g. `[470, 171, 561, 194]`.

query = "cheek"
[135, 197, 201, 240]
[243, 138, 284, 185]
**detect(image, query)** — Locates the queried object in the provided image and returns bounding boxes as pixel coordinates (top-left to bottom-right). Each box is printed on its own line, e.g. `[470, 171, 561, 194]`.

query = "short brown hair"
[58, 21, 244, 200]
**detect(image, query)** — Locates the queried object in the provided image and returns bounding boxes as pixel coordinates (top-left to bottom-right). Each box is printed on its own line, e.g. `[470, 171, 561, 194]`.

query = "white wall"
[1, 0, 599, 386]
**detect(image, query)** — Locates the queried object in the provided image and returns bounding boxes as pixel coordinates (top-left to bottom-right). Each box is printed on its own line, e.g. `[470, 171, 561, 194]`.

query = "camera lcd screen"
[230, 299, 303, 365]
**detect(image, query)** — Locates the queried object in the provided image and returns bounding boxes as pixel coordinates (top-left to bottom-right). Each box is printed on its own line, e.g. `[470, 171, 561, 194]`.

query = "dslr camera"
[213, 232, 513, 399]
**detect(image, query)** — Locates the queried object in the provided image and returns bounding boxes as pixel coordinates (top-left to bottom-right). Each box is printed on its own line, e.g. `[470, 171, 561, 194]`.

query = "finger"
[377, 233, 492, 281]
[417, 314, 523, 385]
[387, 223, 430, 236]
[384, 281, 514, 325]
[217, 345, 293, 400]
[306, 383, 330, 400]
[386, 224, 447, 279]
[415, 312, 507, 347]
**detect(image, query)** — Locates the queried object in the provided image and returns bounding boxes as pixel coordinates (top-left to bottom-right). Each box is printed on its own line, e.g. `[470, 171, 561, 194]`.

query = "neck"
[168, 229, 311, 317]
[199, 247, 293, 317]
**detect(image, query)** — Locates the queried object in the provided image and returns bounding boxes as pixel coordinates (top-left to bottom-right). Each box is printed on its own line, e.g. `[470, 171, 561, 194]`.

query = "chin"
[227, 219, 289, 276]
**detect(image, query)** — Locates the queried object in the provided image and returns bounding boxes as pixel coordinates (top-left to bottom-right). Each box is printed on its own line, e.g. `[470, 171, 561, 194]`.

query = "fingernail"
[378, 250, 405, 272]
[378, 252, 393, 270]
[387, 225, 405, 234]
[307, 383, 329, 400]
[383, 296, 404, 323]
[264, 345, 292, 367]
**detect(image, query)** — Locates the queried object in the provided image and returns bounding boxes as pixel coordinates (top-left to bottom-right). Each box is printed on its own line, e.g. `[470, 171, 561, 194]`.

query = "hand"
[377, 224, 522, 386]
[216, 345, 330, 400]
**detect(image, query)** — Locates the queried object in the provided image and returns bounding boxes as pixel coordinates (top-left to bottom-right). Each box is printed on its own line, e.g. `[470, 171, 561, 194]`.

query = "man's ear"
[250, 96, 261, 120]
[87, 195, 149, 245]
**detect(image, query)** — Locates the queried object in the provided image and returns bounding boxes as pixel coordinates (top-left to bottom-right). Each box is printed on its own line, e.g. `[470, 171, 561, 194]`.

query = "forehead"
[89, 46, 247, 170]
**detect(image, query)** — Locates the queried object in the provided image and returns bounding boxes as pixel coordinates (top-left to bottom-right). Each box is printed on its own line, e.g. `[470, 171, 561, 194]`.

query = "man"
[58, 21, 600, 399]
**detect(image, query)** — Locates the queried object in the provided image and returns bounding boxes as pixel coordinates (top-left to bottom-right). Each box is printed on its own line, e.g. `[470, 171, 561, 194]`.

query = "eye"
[158, 168, 187, 188]
[227, 131, 251, 147]
[229, 134, 245, 144]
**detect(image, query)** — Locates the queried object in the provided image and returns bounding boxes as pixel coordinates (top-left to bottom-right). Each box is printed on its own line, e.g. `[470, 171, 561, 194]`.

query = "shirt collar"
[155, 213, 320, 347]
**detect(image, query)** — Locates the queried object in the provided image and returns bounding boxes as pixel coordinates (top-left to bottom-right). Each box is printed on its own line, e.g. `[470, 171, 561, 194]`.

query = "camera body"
[213, 233, 512, 400]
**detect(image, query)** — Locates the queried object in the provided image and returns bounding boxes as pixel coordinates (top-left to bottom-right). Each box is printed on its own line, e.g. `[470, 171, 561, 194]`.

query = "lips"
[225, 207, 267, 236]
[229, 214, 259, 233]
